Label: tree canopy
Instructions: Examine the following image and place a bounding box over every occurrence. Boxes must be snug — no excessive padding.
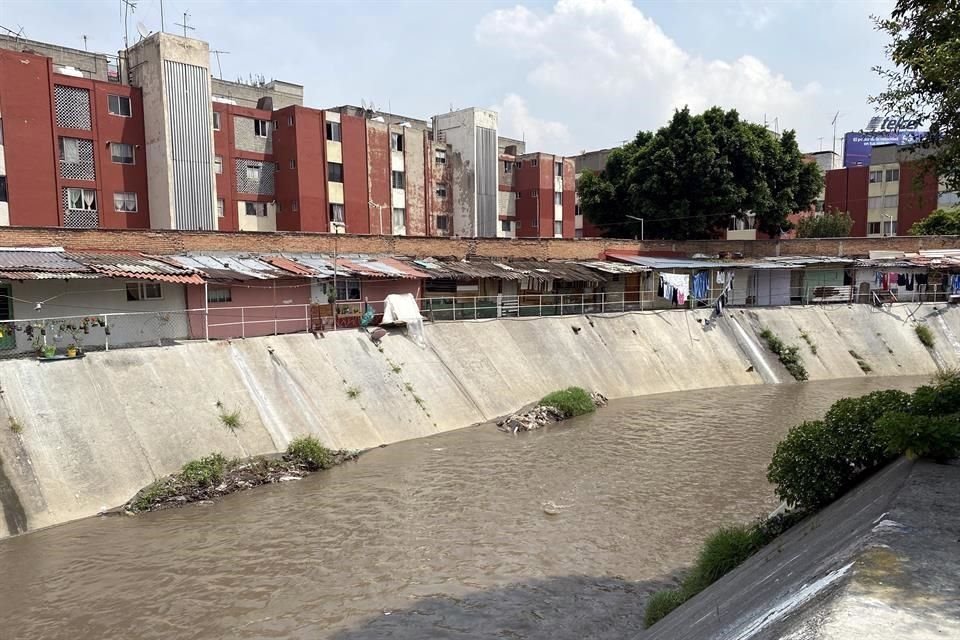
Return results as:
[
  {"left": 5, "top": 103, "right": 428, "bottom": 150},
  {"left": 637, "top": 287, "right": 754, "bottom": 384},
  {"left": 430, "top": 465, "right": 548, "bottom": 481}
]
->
[
  {"left": 795, "top": 211, "right": 855, "bottom": 238},
  {"left": 909, "top": 207, "right": 960, "bottom": 235},
  {"left": 873, "top": 0, "right": 960, "bottom": 191},
  {"left": 578, "top": 107, "right": 823, "bottom": 240}
]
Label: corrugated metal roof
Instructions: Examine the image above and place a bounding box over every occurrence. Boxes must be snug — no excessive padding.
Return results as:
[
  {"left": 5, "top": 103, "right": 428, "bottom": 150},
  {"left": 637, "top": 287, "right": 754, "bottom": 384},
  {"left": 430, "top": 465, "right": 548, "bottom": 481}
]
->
[
  {"left": 608, "top": 255, "right": 734, "bottom": 270},
  {"left": 72, "top": 252, "right": 205, "bottom": 284},
  {"left": 0, "top": 271, "right": 100, "bottom": 280},
  {"left": 261, "top": 256, "right": 317, "bottom": 277},
  {"left": 167, "top": 254, "right": 291, "bottom": 281},
  {"left": 578, "top": 260, "right": 651, "bottom": 274},
  {"left": 0, "top": 249, "right": 92, "bottom": 274}
]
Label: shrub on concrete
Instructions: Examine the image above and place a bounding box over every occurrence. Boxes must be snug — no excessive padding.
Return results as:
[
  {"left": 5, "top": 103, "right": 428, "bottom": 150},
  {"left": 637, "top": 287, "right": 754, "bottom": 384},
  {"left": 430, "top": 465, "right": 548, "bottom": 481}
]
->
[
  {"left": 644, "top": 588, "right": 687, "bottom": 628},
  {"left": 767, "top": 420, "right": 851, "bottom": 511},
  {"left": 915, "top": 324, "right": 935, "bottom": 348},
  {"left": 286, "top": 436, "right": 335, "bottom": 470},
  {"left": 822, "top": 390, "right": 912, "bottom": 468},
  {"left": 877, "top": 412, "right": 960, "bottom": 461},
  {"left": 683, "top": 525, "right": 760, "bottom": 594},
  {"left": 759, "top": 328, "right": 808, "bottom": 381},
  {"left": 540, "top": 387, "right": 595, "bottom": 418}
]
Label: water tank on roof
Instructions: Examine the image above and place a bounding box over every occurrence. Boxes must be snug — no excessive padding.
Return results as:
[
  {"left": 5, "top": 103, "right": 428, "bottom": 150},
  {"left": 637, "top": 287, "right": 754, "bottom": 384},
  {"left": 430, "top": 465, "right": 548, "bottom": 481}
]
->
[{"left": 256, "top": 96, "right": 273, "bottom": 111}]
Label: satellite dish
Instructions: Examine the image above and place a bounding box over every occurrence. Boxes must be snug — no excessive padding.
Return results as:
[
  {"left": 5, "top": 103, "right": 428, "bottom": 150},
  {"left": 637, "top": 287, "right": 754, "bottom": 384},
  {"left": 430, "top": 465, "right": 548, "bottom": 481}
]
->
[{"left": 136, "top": 22, "right": 151, "bottom": 40}]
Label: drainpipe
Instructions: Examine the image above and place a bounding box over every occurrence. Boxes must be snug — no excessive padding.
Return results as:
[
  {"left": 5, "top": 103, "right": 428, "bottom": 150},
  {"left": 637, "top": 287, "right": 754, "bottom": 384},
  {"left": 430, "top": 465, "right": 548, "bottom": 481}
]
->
[{"left": 203, "top": 282, "right": 209, "bottom": 340}]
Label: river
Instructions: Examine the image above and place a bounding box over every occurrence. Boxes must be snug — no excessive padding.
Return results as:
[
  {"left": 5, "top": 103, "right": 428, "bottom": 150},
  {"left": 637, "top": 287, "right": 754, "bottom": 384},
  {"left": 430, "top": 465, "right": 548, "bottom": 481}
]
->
[{"left": 0, "top": 377, "right": 925, "bottom": 640}]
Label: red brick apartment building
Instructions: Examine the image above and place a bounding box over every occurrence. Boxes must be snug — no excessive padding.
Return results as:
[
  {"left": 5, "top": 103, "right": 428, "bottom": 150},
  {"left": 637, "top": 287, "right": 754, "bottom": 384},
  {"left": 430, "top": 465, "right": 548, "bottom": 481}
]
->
[
  {"left": 824, "top": 144, "right": 953, "bottom": 237},
  {"left": 0, "top": 33, "right": 579, "bottom": 239}
]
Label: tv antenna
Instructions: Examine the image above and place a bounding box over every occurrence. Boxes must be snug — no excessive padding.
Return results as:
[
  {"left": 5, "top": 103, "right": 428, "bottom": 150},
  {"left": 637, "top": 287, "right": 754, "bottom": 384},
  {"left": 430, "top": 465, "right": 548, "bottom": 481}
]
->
[
  {"left": 82, "top": 34, "right": 88, "bottom": 50},
  {"left": 120, "top": 0, "right": 137, "bottom": 49},
  {"left": 0, "top": 24, "right": 25, "bottom": 40},
  {"left": 136, "top": 21, "right": 150, "bottom": 41},
  {"left": 210, "top": 49, "right": 229, "bottom": 79},
  {"left": 175, "top": 11, "right": 195, "bottom": 38}
]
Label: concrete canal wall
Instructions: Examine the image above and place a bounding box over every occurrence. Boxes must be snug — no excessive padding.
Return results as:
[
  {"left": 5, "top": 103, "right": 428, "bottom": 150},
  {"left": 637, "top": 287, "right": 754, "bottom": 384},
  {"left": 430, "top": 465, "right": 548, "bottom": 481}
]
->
[{"left": 0, "top": 303, "right": 958, "bottom": 537}]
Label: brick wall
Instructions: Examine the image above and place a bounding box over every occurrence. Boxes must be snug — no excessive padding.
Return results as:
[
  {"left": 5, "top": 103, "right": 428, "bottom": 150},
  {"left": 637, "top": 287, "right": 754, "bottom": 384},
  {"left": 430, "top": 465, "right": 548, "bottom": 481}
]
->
[{"left": 0, "top": 227, "right": 956, "bottom": 260}]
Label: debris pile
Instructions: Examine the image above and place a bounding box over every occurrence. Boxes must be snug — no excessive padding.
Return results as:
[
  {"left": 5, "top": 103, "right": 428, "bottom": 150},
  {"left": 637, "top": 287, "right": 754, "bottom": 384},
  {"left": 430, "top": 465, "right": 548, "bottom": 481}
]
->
[{"left": 497, "top": 392, "right": 608, "bottom": 434}]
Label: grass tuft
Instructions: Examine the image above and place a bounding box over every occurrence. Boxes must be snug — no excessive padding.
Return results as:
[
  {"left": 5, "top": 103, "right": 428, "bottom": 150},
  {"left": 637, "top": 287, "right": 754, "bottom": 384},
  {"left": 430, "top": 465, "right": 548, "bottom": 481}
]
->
[
  {"left": 8, "top": 417, "right": 23, "bottom": 434},
  {"left": 540, "top": 387, "right": 596, "bottom": 417},
  {"left": 759, "top": 328, "right": 808, "bottom": 381},
  {"left": 179, "top": 453, "right": 228, "bottom": 488},
  {"left": 346, "top": 386, "right": 361, "bottom": 399},
  {"left": 286, "top": 436, "right": 334, "bottom": 470},
  {"left": 644, "top": 589, "right": 687, "bottom": 628},
  {"left": 915, "top": 324, "right": 935, "bottom": 348}
]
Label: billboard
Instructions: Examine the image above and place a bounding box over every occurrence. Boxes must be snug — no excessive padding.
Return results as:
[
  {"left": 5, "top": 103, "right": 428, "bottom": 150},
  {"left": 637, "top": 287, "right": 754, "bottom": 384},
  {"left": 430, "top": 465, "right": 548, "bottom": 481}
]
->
[{"left": 843, "top": 131, "right": 926, "bottom": 168}]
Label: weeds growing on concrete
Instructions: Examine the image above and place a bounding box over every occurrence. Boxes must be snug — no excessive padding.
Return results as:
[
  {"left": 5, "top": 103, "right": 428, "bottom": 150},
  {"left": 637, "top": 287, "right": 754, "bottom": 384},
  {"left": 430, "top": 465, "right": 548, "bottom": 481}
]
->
[
  {"left": 540, "top": 387, "right": 596, "bottom": 417},
  {"left": 799, "top": 331, "right": 818, "bottom": 355},
  {"left": 219, "top": 409, "right": 243, "bottom": 432},
  {"left": 759, "top": 328, "right": 808, "bottom": 381},
  {"left": 8, "top": 417, "right": 23, "bottom": 434},
  {"left": 915, "top": 324, "right": 935, "bottom": 348},
  {"left": 286, "top": 436, "right": 334, "bottom": 470},
  {"left": 848, "top": 350, "right": 872, "bottom": 373},
  {"left": 346, "top": 386, "right": 361, "bottom": 399},
  {"left": 180, "top": 453, "right": 229, "bottom": 487}
]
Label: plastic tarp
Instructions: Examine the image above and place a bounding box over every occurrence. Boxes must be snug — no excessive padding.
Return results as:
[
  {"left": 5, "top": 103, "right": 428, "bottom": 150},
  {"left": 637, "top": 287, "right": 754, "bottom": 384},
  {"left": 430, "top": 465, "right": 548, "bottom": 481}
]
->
[{"left": 381, "top": 293, "right": 426, "bottom": 347}]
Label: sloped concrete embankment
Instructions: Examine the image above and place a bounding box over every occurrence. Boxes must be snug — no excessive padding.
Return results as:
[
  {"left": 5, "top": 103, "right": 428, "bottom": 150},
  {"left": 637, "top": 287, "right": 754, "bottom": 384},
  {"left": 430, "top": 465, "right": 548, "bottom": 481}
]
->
[
  {"left": 0, "top": 304, "right": 957, "bottom": 538},
  {"left": 644, "top": 458, "right": 960, "bottom": 640}
]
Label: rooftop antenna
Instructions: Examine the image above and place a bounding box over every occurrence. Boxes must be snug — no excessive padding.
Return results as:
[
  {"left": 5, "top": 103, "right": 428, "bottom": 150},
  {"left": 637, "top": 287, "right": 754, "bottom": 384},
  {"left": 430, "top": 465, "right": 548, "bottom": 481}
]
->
[
  {"left": 175, "top": 11, "right": 195, "bottom": 38},
  {"left": 210, "top": 49, "right": 229, "bottom": 79},
  {"left": 818, "top": 136, "right": 824, "bottom": 151},
  {"left": 120, "top": 0, "right": 137, "bottom": 49},
  {"left": 0, "top": 24, "right": 25, "bottom": 41},
  {"left": 831, "top": 110, "right": 841, "bottom": 155},
  {"left": 82, "top": 34, "right": 88, "bottom": 50},
  {"left": 160, "top": 0, "right": 165, "bottom": 32}
]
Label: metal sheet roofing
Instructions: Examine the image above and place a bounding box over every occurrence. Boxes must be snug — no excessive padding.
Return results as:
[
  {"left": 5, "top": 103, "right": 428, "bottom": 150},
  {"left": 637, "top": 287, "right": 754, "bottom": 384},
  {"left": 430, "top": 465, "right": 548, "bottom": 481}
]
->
[
  {"left": 72, "top": 253, "right": 205, "bottom": 284},
  {"left": 0, "top": 248, "right": 93, "bottom": 274},
  {"left": 401, "top": 258, "right": 606, "bottom": 283},
  {"left": 608, "top": 255, "right": 736, "bottom": 270},
  {"left": 167, "top": 254, "right": 291, "bottom": 281},
  {"left": 578, "top": 260, "right": 651, "bottom": 274}
]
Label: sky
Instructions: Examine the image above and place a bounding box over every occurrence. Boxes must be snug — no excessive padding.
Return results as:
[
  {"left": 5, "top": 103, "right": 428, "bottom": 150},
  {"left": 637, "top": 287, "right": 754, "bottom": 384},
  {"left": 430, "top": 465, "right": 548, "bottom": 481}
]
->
[{"left": 1, "top": 0, "right": 898, "bottom": 156}]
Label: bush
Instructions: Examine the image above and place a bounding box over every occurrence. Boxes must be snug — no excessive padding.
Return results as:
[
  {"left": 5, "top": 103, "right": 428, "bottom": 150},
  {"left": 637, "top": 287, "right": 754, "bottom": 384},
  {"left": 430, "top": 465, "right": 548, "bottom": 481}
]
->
[
  {"left": 179, "top": 453, "right": 228, "bottom": 487},
  {"left": 909, "top": 378, "right": 960, "bottom": 418},
  {"left": 644, "top": 588, "right": 686, "bottom": 628},
  {"left": 286, "top": 436, "right": 334, "bottom": 470},
  {"left": 131, "top": 480, "right": 177, "bottom": 512},
  {"left": 682, "top": 525, "right": 760, "bottom": 594},
  {"left": 759, "top": 328, "right": 808, "bottom": 381},
  {"left": 877, "top": 412, "right": 960, "bottom": 461},
  {"left": 767, "top": 420, "right": 850, "bottom": 511},
  {"left": 822, "top": 390, "right": 912, "bottom": 468},
  {"left": 915, "top": 324, "right": 935, "bottom": 348},
  {"left": 540, "top": 387, "right": 595, "bottom": 417}
]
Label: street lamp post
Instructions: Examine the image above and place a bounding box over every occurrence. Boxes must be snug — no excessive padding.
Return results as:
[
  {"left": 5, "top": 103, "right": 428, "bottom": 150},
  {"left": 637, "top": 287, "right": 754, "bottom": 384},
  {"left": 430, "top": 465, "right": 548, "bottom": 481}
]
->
[{"left": 625, "top": 214, "right": 645, "bottom": 241}]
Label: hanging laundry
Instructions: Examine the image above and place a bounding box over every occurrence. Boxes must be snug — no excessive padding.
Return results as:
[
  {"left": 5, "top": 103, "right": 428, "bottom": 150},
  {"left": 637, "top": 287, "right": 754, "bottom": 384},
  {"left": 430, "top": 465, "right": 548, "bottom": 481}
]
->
[
  {"left": 661, "top": 273, "right": 690, "bottom": 306},
  {"left": 915, "top": 273, "right": 928, "bottom": 286},
  {"left": 875, "top": 271, "right": 883, "bottom": 286},
  {"left": 716, "top": 271, "right": 726, "bottom": 285},
  {"left": 897, "top": 273, "right": 907, "bottom": 287},
  {"left": 692, "top": 270, "right": 710, "bottom": 301}
]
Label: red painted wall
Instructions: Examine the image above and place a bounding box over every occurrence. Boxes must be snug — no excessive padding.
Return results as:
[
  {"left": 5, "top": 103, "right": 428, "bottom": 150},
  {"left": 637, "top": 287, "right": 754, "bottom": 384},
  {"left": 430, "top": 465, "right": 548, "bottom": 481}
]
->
[
  {"left": 186, "top": 279, "right": 311, "bottom": 339},
  {"left": 562, "top": 159, "right": 576, "bottom": 238},
  {"left": 365, "top": 122, "right": 390, "bottom": 235},
  {"left": 341, "top": 114, "right": 369, "bottom": 234},
  {"left": 897, "top": 161, "right": 939, "bottom": 234},
  {"left": 360, "top": 278, "right": 423, "bottom": 315},
  {"left": 514, "top": 156, "right": 542, "bottom": 237},
  {"left": 287, "top": 107, "right": 327, "bottom": 232},
  {"left": 824, "top": 167, "right": 869, "bottom": 236},
  {"left": 212, "top": 105, "right": 235, "bottom": 230},
  {"left": 0, "top": 50, "right": 61, "bottom": 226}
]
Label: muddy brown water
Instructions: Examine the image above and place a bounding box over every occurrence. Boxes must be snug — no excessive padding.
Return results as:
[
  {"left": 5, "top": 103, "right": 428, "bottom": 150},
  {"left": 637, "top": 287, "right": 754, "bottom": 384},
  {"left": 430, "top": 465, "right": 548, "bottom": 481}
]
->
[{"left": 0, "top": 377, "right": 925, "bottom": 640}]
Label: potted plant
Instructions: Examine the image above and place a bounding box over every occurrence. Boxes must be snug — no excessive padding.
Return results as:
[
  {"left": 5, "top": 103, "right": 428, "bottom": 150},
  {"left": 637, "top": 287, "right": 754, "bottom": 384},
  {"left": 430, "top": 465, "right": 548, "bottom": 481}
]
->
[
  {"left": 65, "top": 323, "right": 85, "bottom": 357},
  {"left": 66, "top": 344, "right": 78, "bottom": 358},
  {"left": 42, "top": 344, "right": 56, "bottom": 358}
]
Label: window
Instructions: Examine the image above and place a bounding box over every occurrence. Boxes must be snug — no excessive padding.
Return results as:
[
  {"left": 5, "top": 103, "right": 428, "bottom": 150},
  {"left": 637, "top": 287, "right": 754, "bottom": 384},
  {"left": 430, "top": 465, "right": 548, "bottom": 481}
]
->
[
  {"left": 531, "top": 159, "right": 538, "bottom": 168},
  {"left": 515, "top": 191, "right": 521, "bottom": 199},
  {"left": 554, "top": 192, "right": 562, "bottom": 205},
  {"left": 214, "top": 155, "right": 223, "bottom": 174},
  {"left": 273, "top": 120, "right": 279, "bottom": 130},
  {"left": 107, "top": 94, "right": 131, "bottom": 117},
  {"left": 868, "top": 222, "right": 881, "bottom": 235},
  {"left": 329, "top": 203, "right": 345, "bottom": 223},
  {"left": 328, "top": 162, "right": 344, "bottom": 182},
  {"left": 245, "top": 202, "right": 267, "bottom": 217},
  {"left": 436, "top": 183, "right": 447, "bottom": 198},
  {"left": 436, "top": 215, "right": 449, "bottom": 231},
  {"left": 245, "top": 164, "right": 261, "bottom": 182},
  {"left": 254, "top": 119, "right": 270, "bottom": 137},
  {"left": 66, "top": 187, "right": 96, "bottom": 210},
  {"left": 60, "top": 137, "right": 80, "bottom": 163},
  {"left": 869, "top": 170, "right": 883, "bottom": 183},
  {"left": 0, "top": 117, "right": 4, "bottom": 145},
  {"left": 504, "top": 161, "right": 513, "bottom": 173},
  {"left": 287, "top": 115, "right": 294, "bottom": 127},
  {"left": 126, "top": 282, "right": 162, "bottom": 301},
  {"left": 207, "top": 287, "right": 232, "bottom": 303},
  {"left": 292, "top": 200, "right": 299, "bottom": 212},
  {"left": 939, "top": 191, "right": 960, "bottom": 207},
  {"left": 435, "top": 149, "right": 446, "bottom": 164},
  {"left": 217, "top": 198, "right": 224, "bottom": 218},
  {"left": 554, "top": 221, "right": 563, "bottom": 236},
  {"left": 391, "top": 132, "right": 404, "bottom": 152},
  {"left": 886, "top": 168, "right": 900, "bottom": 182},
  {"left": 0, "top": 176, "right": 7, "bottom": 203},
  {"left": 326, "top": 121, "right": 341, "bottom": 142},
  {"left": 212, "top": 112, "right": 221, "bottom": 130},
  {"left": 110, "top": 142, "right": 134, "bottom": 164},
  {"left": 531, "top": 215, "right": 538, "bottom": 228},
  {"left": 113, "top": 192, "right": 138, "bottom": 212},
  {"left": 884, "top": 220, "right": 898, "bottom": 235},
  {"left": 391, "top": 170, "right": 405, "bottom": 189},
  {"left": 276, "top": 201, "right": 282, "bottom": 214},
  {"left": 868, "top": 195, "right": 882, "bottom": 209},
  {"left": 555, "top": 161, "right": 563, "bottom": 177},
  {"left": 392, "top": 207, "right": 405, "bottom": 229},
  {"left": 336, "top": 278, "right": 361, "bottom": 302},
  {"left": 289, "top": 159, "right": 296, "bottom": 170},
  {"left": 883, "top": 194, "right": 899, "bottom": 209},
  {"left": 501, "top": 220, "right": 511, "bottom": 232},
  {"left": 531, "top": 190, "right": 538, "bottom": 198},
  {"left": 515, "top": 161, "right": 522, "bottom": 168}
]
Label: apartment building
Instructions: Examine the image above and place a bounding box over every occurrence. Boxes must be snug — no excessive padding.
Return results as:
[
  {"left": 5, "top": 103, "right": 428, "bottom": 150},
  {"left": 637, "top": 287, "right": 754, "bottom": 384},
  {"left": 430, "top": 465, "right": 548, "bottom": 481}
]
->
[
  {"left": 824, "top": 144, "right": 943, "bottom": 237},
  {"left": 0, "top": 32, "right": 576, "bottom": 239},
  {"left": 498, "top": 148, "right": 576, "bottom": 238}
]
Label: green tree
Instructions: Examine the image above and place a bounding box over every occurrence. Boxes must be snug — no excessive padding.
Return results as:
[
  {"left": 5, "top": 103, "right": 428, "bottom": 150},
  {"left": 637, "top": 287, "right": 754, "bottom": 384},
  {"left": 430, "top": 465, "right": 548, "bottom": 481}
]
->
[
  {"left": 909, "top": 207, "right": 960, "bottom": 235},
  {"left": 578, "top": 107, "right": 822, "bottom": 240},
  {"left": 795, "top": 210, "right": 855, "bottom": 238},
  {"left": 873, "top": 1, "right": 960, "bottom": 192}
]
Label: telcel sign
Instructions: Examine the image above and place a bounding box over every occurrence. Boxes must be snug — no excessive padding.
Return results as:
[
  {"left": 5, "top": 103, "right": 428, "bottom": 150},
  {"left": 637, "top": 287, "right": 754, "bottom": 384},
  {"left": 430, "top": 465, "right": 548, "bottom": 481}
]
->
[{"left": 843, "top": 115, "right": 926, "bottom": 168}]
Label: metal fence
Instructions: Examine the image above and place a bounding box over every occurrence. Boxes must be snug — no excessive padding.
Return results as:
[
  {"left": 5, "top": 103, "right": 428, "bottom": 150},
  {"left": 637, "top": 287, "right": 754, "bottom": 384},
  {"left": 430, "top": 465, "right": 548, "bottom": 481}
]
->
[{"left": 0, "top": 284, "right": 954, "bottom": 359}]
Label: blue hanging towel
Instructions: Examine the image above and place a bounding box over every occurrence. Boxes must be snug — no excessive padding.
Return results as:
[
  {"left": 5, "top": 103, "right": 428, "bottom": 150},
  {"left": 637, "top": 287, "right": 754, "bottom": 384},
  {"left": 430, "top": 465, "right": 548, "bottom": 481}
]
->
[{"left": 692, "top": 270, "right": 710, "bottom": 300}]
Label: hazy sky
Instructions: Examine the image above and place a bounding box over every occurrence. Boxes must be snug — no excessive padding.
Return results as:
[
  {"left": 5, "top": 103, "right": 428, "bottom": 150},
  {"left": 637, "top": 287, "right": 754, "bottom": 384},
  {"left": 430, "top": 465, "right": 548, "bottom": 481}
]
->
[{"left": 1, "top": 0, "right": 897, "bottom": 155}]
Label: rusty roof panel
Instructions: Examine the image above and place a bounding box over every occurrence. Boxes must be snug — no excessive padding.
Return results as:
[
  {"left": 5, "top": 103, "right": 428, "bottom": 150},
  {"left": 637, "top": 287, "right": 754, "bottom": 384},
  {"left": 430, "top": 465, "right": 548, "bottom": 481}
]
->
[{"left": 0, "top": 248, "right": 92, "bottom": 273}]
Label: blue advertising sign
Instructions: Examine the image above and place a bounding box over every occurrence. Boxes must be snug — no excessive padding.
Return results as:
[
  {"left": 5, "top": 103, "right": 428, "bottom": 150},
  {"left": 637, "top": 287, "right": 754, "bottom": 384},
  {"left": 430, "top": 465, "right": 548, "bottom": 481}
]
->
[{"left": 843, "top": 131, "right": 926, "bottom": 167}]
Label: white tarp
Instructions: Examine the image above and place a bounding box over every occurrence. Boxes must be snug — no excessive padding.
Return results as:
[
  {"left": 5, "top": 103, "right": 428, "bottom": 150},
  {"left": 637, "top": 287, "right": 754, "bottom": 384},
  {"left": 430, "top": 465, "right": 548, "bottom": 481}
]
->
[{"left": 381, "top": 293, "right": 426, "bottom": 347}]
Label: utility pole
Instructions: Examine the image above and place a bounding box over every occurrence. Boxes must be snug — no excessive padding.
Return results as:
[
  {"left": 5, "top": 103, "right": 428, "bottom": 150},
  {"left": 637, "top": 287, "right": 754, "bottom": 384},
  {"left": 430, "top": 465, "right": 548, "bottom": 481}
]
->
[
  {"left": 175, "top": 11, "right": 195, "bottom": 38},
  {"left": 160, "top": 0, "right": 165, "bottom": 32}
]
